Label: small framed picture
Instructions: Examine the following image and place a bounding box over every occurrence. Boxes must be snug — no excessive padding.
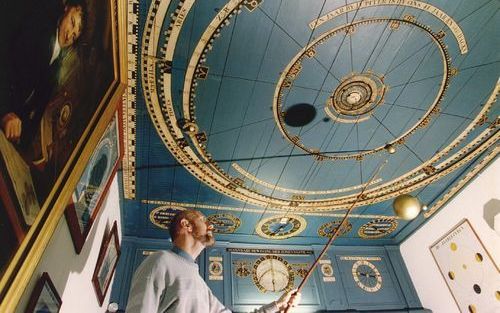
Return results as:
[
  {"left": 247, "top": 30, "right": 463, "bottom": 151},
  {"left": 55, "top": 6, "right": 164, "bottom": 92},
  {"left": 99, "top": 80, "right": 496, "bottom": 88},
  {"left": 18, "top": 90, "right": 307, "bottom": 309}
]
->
[
  {"left": 25, "top": 272, "right": 62, "bottom": 313},
  {"left": 92, "top": 221, "right": 120, "bottom": 305},
  {"left": 65, "top": 111, "right": 122, "bottom": 254}
]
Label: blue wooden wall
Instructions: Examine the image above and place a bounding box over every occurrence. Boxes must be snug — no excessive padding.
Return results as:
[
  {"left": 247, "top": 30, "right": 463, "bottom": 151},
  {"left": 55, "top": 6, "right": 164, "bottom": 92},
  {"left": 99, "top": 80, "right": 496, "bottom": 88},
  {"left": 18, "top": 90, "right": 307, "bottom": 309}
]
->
[{"left": 110, "top": 237, "right": 428, "bottom": 312}]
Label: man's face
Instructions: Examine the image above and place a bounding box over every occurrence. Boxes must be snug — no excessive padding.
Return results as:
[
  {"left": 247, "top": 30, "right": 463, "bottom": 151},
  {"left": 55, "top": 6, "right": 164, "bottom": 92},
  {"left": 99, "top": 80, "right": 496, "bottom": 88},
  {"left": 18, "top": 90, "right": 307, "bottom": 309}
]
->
[
  {"left": 190, "top": 213, "right": 215, "bottom": 247},
  {"left": 58, "top": 6, "right": 83, "bottom": 48}
]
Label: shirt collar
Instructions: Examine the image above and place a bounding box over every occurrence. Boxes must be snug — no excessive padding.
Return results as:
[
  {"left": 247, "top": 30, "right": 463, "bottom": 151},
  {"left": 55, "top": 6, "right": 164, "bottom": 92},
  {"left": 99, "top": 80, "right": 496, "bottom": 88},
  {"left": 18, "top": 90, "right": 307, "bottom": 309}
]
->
[
  {"left": 50, "top": 28, "right": 62, "bottom": 65},
  {"left": 171, "top": 246, "right": 195, "bottom": 263}
]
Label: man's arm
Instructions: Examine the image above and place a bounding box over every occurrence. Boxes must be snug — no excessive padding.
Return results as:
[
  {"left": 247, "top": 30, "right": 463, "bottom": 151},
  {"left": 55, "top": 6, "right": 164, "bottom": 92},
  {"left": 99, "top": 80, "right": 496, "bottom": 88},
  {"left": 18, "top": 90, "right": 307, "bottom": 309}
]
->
[{"left": 126, "top": 252, "right": 167, "bottom": 313}]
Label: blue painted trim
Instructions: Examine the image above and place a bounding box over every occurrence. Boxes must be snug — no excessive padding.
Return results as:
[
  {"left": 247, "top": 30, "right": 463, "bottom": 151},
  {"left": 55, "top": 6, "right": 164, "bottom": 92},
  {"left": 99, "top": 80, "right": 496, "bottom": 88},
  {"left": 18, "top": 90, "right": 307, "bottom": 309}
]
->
[{"left": 385, "top": 246, "right": 422, "bottom": 308}]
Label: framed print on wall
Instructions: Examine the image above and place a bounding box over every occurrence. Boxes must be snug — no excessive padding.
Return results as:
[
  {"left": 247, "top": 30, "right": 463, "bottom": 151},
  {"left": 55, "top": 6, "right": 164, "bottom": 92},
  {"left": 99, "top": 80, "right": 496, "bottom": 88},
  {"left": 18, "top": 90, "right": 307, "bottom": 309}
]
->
[
  {"left": 430, "top": 219, "right": 500, "bottom": 313},
  {"left": 25, "top": 272, "right": 62, "bottom": 313},
  {"left": 65, "top": 111, "right": 122, "bottom": 254},
  {"left": 0, "top": 0, "right": 127, "bottom": 309},
  {"left": 92, "top": 221, "right": 120, "bottom": 305}
]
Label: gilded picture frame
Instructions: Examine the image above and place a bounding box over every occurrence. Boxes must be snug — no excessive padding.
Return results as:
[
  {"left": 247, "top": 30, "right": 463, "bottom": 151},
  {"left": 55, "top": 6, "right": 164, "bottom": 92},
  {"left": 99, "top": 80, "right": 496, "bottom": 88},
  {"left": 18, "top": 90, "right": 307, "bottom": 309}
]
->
[
  {"left": 0, "top": 0, "right": 127, "bottom": 309},
  {"left": 92, "top": 221, "right": 120, "bottom": 305},
  {"left": 65, "top": 109, "right": 123, "bottom": 254}
]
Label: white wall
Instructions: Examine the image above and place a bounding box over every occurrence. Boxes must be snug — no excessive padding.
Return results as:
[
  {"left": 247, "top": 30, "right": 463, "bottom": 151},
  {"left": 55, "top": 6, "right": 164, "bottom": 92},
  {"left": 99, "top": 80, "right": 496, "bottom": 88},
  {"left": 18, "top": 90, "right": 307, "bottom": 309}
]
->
[
  {"left": 15, "top": 176, "right": 122, "bottom": 313},
  {"left": 400, "top": 158, "right": 500, "bottom": 313}
]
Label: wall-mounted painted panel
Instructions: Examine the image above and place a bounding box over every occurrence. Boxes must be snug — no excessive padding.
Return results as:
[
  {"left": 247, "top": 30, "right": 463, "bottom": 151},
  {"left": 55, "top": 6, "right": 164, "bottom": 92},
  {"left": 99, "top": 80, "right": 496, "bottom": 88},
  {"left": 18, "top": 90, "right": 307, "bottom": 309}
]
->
[
  {"left": 111, "top": 240, "right": 425, "bottom": 312},
  {"left": 227, "top": 248, "right": 323, "bottom": 312}
]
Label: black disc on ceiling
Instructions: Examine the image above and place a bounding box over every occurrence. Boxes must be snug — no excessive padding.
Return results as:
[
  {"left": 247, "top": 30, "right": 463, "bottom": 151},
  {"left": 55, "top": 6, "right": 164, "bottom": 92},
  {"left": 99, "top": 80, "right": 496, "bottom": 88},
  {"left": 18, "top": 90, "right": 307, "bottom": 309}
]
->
[{"left": 283, "top": 103, "right": 316, "bottom": 127}]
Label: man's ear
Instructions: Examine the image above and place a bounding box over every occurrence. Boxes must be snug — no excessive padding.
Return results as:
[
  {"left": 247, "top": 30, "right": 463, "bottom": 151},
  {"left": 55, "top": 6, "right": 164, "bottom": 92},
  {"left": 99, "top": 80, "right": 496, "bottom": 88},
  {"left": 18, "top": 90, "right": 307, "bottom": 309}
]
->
[{"left": 180, "top": 218, "right": 192, "bottom": 231}]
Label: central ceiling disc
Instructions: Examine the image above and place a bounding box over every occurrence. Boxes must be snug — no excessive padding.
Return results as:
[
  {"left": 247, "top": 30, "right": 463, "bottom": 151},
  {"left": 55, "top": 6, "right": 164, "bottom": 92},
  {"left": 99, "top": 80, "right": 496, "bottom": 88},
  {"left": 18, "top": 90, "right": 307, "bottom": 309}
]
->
[{"left": 284, "top": 103, "right": 316, "bottom": 127}]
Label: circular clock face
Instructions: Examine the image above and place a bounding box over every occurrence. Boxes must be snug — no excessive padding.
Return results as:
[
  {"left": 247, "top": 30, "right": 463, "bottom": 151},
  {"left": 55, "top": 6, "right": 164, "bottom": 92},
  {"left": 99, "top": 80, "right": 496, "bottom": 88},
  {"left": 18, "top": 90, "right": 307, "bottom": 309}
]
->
[
  {"left": 351, "top": 260, "right": 382, "bottom": 292},
  {"left": 252, "top": 255, "right": 294, "bottom": 293},
  {"left": 358, "top": 218, "right": 398, "bottom": 239},
  {"left": 256, "top": 214, "right": 306, "bottom": 239},
  {"left": 318, "top": 220, "right": 352, "bottom": 238},
  {"left": 207, "top": 213, "right": 241, "bottom": 233}
]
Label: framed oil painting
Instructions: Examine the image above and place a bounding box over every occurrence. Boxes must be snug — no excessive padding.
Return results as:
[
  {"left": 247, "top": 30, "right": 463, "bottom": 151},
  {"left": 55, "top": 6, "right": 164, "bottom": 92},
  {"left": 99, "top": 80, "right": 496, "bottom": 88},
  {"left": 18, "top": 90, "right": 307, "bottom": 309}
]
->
[
  {"left": 0, "top": 0, "right": 126, "bottom": 309},
  {"left": 92, "top": 221, "right": 120, "bottom": 305},
  {"left": 430, "top": 219, "right": 500, "bottom": 313},
  {"left": 25, "top": 272, "right": 62, "bottom": 313},
  {"left": 65, "top": 111, "right": 122, "bottom": 254}
]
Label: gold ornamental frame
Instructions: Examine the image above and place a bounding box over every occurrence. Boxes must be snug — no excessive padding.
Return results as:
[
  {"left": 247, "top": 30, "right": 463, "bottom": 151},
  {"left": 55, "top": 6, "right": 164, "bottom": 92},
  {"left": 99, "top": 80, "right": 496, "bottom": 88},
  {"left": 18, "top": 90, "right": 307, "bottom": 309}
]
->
[{"left": 0, "top": 0, "right": 127, "bottom": 310}]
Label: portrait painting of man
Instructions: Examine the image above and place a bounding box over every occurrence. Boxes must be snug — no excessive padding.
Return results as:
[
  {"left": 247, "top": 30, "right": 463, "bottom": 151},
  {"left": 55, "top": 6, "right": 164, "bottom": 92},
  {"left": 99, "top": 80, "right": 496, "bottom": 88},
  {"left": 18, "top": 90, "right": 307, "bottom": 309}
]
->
[{"left": 0, "top": 0, "right": 118, "bottom": 279}]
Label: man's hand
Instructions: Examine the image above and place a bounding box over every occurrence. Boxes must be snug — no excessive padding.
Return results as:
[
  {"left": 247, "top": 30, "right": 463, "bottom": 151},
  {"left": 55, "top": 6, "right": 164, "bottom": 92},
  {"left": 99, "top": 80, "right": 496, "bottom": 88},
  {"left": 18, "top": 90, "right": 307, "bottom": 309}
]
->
[
  {"left": 1, "top": 113, "right": 22, "bottom": 142},
  {"left": 276, "top": 289, "right": 301, "bottom": 312}
]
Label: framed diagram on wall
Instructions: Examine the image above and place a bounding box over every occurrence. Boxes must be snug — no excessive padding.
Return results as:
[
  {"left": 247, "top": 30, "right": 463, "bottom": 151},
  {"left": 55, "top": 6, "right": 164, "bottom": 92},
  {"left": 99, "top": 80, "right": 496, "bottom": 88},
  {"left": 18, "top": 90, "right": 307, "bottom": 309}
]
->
[
  {"left": 92, "top": 221, "right": 121, "bottom": 305},
  {"left": 430, "top": 219, "right": 500, "bottom": 313}
]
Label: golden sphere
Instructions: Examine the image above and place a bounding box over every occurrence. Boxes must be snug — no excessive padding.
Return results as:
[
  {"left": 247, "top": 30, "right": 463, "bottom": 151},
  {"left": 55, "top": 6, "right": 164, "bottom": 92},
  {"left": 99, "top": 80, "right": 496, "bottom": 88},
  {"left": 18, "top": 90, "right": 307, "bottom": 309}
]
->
[
  {"left": 384, "top": 143, "right": 396, "bottom": 154},
  {"left": 393, "top": 194, "right": 421, "bottom": 220}
]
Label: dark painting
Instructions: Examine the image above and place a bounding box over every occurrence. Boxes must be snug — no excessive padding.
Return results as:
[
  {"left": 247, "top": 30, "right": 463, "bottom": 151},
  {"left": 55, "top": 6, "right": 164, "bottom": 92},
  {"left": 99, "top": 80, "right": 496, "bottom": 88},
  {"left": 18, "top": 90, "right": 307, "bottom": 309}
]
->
[{"left": 0, "top": 0, "right": 122, "bottom": 302}]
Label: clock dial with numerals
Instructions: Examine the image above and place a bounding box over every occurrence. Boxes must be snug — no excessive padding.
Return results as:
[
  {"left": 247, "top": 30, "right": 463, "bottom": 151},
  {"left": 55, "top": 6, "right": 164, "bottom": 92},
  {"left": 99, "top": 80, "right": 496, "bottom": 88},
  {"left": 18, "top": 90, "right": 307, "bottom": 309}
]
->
[
  {"left": 252, "top": 255, "right": 294, "bottom": 293},
  {"left": 358, "top": 218, "right": 398, "bottom": 239},
  {"left": 207, "top": 213, "right": 241, "bottom": 233},
  {"left": 351, "top": 260, "right": 382, "bottom": 292},
  {"left": 256, "top": 215, "right": 306, "bottom": 239}
]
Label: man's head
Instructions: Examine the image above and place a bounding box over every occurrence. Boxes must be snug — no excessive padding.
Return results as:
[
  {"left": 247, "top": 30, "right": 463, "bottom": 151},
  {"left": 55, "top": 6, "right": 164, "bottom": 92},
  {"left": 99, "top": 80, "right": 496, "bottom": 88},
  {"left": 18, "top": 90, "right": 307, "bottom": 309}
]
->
[
  {"left": 58, "top": 0, "right": 86, "bottom": 48},
  {"left": 169, "top": 210, "right": 215, "bottom": 247}
]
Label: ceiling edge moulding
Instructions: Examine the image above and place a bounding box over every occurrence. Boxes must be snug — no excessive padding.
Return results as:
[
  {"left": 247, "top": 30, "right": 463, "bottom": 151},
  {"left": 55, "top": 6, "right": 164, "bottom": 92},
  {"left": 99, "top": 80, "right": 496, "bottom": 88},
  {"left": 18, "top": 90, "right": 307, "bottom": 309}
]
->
[
  {"left": 122, "top": 0, "right": 139, "bottom": 199},
  {"left": 140, "top": 201, "right": 399, "bottom": 220},
  {"left": 137, "top": 0, "right": 499, "bottom": 212},
  {"left": 424, "top": 145, "right": 499, "bottom": 218},
  {"left": 422, "top": 81, "right": 499, "bottom": 217}
]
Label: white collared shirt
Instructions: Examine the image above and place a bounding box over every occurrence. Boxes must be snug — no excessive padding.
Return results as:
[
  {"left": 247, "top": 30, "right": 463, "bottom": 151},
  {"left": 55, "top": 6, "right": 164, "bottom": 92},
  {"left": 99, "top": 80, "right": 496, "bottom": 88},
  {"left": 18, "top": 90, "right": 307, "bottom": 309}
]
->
[{"left": 49, "top": 28, "right": 61, "bottom": 65}]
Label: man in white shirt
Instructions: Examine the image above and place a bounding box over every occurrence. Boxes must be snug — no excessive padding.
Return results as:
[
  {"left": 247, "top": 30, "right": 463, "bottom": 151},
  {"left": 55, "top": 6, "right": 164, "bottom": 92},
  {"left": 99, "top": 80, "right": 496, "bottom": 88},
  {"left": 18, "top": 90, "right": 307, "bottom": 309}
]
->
[{"left": 127, "top": 209, "right": 301, "bottom": 313}]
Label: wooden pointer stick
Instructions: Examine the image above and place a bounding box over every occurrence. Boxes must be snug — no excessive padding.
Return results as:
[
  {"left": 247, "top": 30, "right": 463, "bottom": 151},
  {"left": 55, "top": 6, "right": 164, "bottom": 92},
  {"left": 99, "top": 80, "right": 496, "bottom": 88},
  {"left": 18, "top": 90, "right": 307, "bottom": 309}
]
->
[{"left": 283, "top": 160, "right": 387, "bottom": 312}]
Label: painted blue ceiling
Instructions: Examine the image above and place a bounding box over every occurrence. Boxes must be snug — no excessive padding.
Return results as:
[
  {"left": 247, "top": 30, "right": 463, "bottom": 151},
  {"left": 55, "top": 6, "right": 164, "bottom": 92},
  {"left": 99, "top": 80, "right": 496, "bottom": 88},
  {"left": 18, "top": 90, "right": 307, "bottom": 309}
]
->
[{"left": 121, "top": 0, "right": 499, "bottom": 245}]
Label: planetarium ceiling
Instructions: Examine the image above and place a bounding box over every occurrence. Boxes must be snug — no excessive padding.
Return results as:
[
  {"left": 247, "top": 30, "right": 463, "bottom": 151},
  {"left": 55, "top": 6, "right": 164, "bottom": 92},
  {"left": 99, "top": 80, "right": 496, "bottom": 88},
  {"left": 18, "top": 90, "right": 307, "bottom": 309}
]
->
[{"left": 121, "top": 0, "right": 499, "bottom": 245}]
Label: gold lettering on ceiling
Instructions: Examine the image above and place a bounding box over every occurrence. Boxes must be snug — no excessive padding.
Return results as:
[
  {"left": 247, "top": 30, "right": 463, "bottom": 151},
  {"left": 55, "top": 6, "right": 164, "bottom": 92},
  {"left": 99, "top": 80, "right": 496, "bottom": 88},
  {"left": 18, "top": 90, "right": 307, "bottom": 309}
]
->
[
  {"left": 308, "top": 0, "right": 468, "bottom": 54},
  {"left": 174, "top": 8, "right": 188, "bottom": 28}
]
